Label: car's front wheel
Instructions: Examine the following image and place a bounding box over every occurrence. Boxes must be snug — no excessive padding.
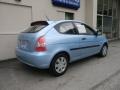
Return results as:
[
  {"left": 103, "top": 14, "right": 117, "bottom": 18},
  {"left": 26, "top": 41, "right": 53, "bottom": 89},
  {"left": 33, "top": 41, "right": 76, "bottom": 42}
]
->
[
  {"left": 49, "top": 53, "right": 69, "bottom": 76},
  {"left": 99, "top": 44, "right": 108, "bottom": 57}
]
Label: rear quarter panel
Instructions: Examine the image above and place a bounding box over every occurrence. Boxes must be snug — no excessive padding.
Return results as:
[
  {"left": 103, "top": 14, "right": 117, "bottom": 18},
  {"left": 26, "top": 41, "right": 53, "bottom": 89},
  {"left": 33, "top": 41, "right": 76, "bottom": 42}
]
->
[{"left": 45, "top": 28, "right": 81, "bottom": 62}]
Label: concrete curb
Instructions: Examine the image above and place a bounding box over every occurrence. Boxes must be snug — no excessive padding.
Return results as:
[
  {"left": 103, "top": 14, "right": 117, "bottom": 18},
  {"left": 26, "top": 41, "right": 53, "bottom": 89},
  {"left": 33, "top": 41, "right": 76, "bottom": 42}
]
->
[{"left": 0, "top": 58, "right": 17, "bottom": 63}]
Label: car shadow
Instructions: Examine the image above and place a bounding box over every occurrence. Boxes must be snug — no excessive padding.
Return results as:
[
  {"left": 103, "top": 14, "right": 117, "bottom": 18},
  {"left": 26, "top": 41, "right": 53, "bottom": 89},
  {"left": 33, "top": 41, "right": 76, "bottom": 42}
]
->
[
  {"left": 20, "top": 63, "right": 50, "bottom": 77},
  {"left": 17, "top": 55, "right": 102, "bottom": 78},
  {"left": 68, "top": 55, "right": 101, "bottom": 68}
]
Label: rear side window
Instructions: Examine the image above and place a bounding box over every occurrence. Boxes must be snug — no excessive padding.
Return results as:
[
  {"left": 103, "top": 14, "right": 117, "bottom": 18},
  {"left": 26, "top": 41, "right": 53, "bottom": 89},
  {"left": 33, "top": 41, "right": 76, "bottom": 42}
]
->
[
  {"left": 23, "top": 21, "right": 48, "bottom": 33},
  {"left": 55, "top": 22, "right": 78, "bottom": 35}
]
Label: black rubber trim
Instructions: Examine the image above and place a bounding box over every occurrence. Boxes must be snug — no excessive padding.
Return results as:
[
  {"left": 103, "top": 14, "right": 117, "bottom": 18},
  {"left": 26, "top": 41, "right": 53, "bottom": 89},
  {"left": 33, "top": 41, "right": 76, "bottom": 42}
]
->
[{"left": 70, "top": 45, "right": 100, "bottom": 51}]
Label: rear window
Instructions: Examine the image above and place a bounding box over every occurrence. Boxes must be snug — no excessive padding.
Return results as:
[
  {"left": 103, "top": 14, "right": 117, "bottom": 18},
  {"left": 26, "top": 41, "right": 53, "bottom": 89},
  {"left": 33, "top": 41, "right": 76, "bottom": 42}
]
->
[
  {"left": 23, "top": 25, "right": 47, "bottom": 33},
  {"left": 23, "top": 21, "right": 49, "bottom": 33}
]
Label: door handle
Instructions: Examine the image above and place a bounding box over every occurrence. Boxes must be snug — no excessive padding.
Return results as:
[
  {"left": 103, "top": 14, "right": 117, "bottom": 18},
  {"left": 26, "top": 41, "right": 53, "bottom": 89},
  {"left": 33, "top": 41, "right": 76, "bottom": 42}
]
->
[{"left": 81, "top": 38, "right": 86, "bottom": 40}]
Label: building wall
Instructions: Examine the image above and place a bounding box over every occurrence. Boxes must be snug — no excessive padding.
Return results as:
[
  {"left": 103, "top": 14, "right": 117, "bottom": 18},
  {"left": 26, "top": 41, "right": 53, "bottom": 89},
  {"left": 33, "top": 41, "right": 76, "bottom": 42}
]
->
[
  {"left": 86, "top": 0, "right": 97, "bottom": 29},
  {"left": 0, "top": 0, "right": 97, "bottom": 61}
]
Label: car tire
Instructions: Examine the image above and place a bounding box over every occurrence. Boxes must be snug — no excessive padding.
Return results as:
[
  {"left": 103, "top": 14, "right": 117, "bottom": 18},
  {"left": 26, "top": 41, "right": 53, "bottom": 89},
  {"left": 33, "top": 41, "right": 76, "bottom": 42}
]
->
[
  {"left": 49, "top": 53, "right": 69, "bottom": 76},
  {"left": 98, "top": 44, "right": 108, "bottom": 57}
]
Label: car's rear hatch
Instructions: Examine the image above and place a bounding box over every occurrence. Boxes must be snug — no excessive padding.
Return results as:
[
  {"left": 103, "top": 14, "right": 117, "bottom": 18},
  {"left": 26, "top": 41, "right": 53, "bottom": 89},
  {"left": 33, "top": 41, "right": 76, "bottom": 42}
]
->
[{"left": 17, "top": 21, "right": 51, "bottom": 52}]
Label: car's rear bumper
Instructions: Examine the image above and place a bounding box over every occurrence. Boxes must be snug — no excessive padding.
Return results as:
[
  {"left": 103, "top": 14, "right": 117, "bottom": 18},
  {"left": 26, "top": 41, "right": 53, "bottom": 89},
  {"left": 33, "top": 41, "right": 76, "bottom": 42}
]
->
[{"left": 16, "top": 48, "right": 51, "bottom": 69}]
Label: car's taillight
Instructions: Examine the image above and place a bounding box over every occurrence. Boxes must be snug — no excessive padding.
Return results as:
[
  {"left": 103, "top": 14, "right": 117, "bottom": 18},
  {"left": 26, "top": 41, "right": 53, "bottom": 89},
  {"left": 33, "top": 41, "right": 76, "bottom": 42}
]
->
[{"left": 35, "top": 36, "right": 46, "bottom": 52}]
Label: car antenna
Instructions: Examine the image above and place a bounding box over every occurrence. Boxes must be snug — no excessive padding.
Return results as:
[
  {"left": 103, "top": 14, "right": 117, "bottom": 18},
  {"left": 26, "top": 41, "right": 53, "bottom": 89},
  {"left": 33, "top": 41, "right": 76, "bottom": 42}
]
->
[{"left": 45, "top": 15, "right": 50, "bottom": 21}]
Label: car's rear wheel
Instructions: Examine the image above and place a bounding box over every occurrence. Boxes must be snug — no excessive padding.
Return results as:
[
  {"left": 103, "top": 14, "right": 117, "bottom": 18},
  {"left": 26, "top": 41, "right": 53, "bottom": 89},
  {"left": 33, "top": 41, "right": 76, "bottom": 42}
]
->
[
  {"left": 49, "top": 53, "right": 69, "bottom": 76},
  {"left": 99, "top": 44, "right": 108, "bottom": 57}
]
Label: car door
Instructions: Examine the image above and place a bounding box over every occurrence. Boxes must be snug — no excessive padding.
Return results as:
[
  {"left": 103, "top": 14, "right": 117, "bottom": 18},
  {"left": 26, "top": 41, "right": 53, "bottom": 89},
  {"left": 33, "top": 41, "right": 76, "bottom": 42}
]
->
[
  {"left": 74, "top": 22, "right": 100, "bottom": 58},
  {"left": 54, "top": 21, "right": 82, "bottom": 61}
]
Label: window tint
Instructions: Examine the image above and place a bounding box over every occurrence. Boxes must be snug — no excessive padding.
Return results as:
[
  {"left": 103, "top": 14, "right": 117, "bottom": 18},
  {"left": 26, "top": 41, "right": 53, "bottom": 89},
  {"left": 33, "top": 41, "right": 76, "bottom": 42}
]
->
[
  {"left": 55, "top": 22, "right": 78, "bottom": 35},
  {"left": 75, "top": 23, "right": 94, "bottom": 35}
]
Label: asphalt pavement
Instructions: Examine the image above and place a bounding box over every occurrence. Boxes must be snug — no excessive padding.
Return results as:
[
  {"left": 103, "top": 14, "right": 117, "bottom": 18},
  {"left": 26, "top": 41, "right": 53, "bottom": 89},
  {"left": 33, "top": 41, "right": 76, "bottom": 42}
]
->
[{"left": 0, "top": 40, "right": 120, "bottom": 90}]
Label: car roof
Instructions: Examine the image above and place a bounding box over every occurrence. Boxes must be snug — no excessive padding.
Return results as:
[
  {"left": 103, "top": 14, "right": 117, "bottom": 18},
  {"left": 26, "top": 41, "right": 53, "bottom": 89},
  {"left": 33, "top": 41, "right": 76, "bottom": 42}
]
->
[
  {"left": 47, "top": 20, "right": 83, "bottom": 24},
  {"left": 31, "top": 20, "right": 86, "bottom": 26}
]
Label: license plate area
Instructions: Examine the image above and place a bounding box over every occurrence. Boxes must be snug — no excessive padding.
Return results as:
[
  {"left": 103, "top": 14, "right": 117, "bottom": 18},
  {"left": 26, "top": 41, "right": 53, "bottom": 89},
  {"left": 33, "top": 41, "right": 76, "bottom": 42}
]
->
[{"left": 19, "top": 40, "right": 28, "bottom": 50}]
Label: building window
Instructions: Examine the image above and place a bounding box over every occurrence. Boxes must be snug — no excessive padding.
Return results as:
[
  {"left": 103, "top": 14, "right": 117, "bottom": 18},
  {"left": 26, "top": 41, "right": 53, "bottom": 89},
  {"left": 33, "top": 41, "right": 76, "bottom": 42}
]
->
[
  {"left": 97, "top": 0, "right": 119, "bottom": 39},
  {"left": 97, "top": 0, "right": 103, "bottom": 15},
  {"left": 65, "top": 12, "right": 74, "bottom": 20}
]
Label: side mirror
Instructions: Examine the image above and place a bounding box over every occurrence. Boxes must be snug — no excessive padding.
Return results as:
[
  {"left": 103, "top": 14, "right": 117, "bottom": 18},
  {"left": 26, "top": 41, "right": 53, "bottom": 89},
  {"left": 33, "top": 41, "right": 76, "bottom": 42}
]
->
[
  {"left": 97, "top": 30, "right": 102, "bottom": 35},
  {"left": 95, "top": 28, "right": 102, "bottom": 36}
]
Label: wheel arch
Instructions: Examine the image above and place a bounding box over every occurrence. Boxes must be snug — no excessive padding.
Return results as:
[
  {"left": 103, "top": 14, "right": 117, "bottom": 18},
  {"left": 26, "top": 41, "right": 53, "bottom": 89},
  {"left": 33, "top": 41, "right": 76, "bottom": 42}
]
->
[
  {"left": 50, "top": 51, "right": 71, "bottom": 65},
  {"left": 103, "top": 42, "right": 108, "bottom": 48},
  {"left": 54, "top": 51, "right": 70, "bottom": 61}
]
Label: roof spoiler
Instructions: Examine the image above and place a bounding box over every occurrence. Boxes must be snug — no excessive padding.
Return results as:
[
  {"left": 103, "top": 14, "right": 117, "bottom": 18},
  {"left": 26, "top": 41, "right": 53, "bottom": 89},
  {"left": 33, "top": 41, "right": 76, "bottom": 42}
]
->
[{"left": 31, "top": 21, "right": 49, "bottom": 26}]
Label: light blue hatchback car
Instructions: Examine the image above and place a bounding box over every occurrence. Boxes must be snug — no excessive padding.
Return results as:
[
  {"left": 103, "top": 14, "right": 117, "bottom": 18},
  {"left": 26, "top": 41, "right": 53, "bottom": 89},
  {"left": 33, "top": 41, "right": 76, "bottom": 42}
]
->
[{"left": 16, "top": 20, "right": 108, "bottom": 76}]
